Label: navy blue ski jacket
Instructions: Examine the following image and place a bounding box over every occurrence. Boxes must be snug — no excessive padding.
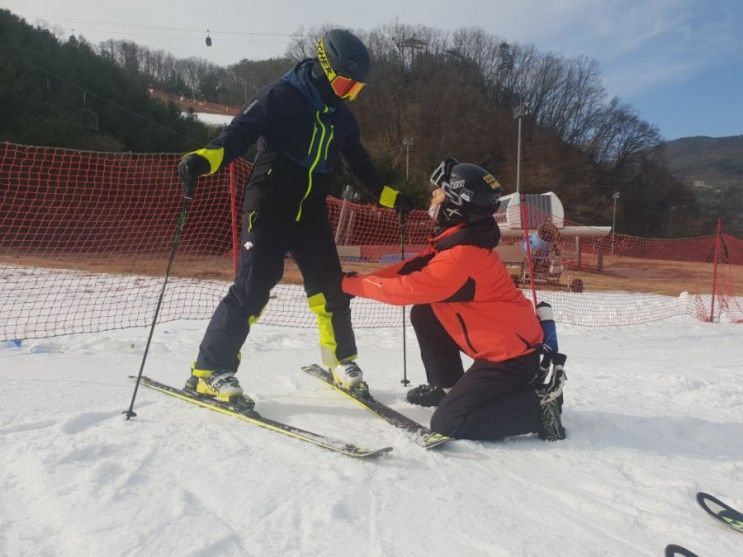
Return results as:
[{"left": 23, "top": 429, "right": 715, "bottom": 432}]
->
[{"left": 192, "top": 59, "right": 395, "bottom": 222}]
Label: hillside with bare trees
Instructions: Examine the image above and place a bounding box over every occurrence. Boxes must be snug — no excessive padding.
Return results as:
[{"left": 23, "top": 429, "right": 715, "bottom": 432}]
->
[
  {"left": 660, "top": 135, "right": 743, "bottom": 235},
  {"left": 1, "top": 11, "right": 709, "bottom": 237}
]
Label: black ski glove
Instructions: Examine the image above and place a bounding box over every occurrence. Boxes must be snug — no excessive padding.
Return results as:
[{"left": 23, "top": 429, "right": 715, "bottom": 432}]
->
[
  {"left": 394, "top": 192, "right": 414, "bottom": 218},
  {"left": 341, "top": 271, "right": 358, "bottom": 300},
  {"left": 178, "top": 153, "right": 211, "bottom": 199}
]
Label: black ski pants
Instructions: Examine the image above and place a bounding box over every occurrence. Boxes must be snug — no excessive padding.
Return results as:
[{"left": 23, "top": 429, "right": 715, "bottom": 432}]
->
[
  {"left": 195, "top": 211, "right": 356, "bottom": 373},
  {"left": 410, "top": 303, "right": 542, "bottom": 441}
]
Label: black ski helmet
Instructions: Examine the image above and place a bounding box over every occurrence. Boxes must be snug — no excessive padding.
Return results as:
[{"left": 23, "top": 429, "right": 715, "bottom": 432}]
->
[
  {"left": 429, "top": 158, "right": 502, "bottom": 228},
  {"left": 316, "top": 29, "right": 371, "bottom": 83}
]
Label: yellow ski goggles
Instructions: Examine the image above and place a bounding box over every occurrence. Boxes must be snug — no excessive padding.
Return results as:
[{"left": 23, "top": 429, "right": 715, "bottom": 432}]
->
[{"left": 317, "top": 38, "right": 366, "bottom": 101}]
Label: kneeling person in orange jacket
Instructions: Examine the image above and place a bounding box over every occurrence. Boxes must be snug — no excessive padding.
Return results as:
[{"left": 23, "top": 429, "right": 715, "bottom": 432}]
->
[{"left": 342, "top": 159, "right": 566, "bottom": 441}]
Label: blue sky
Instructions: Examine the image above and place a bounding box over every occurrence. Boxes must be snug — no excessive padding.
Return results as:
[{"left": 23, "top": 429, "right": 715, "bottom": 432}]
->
[{"left": 4, "top": 0, "right": 742, "bottom": 140}]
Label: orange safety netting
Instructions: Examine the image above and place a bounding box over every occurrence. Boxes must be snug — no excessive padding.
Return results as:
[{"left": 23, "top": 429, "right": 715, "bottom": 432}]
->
[{"left": 1, "top": 142, "right": 741, "bottom": 342}]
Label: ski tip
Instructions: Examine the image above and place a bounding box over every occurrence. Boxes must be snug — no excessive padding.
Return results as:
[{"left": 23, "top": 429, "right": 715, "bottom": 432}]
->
[
  {"left": 696, "top": 491, "right": 723, "bottom": 510},
  {"left": 664, "top": 544, "right": 700, "bottom": 557},
  {"left": 696, "top": 491, "right": 743, "bottom": 533}
]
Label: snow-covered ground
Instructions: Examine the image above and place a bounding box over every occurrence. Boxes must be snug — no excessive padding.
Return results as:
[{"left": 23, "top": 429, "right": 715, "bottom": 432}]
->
[{"left": 1, "top": 312, "right": 741, "bottom": 556}]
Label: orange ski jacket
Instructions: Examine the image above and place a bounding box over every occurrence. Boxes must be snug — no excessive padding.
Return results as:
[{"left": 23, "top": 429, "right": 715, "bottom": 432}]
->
[{"left": 343, "top": 218, "right": 543, "bottom": 363}]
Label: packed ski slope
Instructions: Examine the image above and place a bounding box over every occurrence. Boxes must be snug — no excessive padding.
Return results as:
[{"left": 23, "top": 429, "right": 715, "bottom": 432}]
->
[{"left": 1, "top": 310, "right": 741, "bottom": 556}]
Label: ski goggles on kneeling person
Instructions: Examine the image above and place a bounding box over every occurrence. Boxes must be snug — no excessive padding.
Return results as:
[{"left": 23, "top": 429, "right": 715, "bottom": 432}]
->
[{"left": 429, "top": 157, "right": 459, "bottom": 188}]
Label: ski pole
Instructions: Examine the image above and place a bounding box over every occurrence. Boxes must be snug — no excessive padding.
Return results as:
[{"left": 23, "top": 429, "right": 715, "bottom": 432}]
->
[
  {"left": 124, "top": 196, "right": 192, "bottom": 419},
  {"left": 398, "top": 208, "right": 410, "bottom": 386}
]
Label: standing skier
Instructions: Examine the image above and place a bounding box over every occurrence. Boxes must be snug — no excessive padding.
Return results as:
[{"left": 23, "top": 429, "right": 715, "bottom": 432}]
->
[
  {"left": 177, "top": 29, "right": 412, "bottom": 407},
  {"left": 524, "top": 220, "right": 562, "bottom": 278},
  {"left": 342, "top": 159, "right": 566, "bottom": 441}
]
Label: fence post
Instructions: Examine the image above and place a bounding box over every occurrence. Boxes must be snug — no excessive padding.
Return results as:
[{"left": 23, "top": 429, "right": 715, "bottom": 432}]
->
[
  {"left": 520, "top": 194, "right": 538, "bottom": 309},
  {"left": 343, "top": 209, "right": 356, "bottom": 245},
  {"left": 229, "top": 162, "right": 239, "bottom": 276},
  {"left": 709, "top": 218, "right": 722, "bottom": 322},
  {"left": 334, "top": 190, "right": 349, "bottom": 245}
]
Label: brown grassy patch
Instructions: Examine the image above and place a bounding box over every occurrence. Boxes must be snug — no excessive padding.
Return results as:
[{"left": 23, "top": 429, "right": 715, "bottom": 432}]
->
[{"left": 1, "top": 252, "right": 739, "bottom": 296}]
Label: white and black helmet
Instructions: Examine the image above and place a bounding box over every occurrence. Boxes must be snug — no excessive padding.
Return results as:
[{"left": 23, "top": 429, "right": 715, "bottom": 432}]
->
[{"left": 430, "top": 158, "right": 502, "bottom": 228}]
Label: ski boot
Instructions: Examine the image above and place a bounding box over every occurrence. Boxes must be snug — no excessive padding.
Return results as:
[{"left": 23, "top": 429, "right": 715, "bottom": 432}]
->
[
  {"left": 534, "top": 353, "right": 567, "bottom": 409},
  {"left": 185, "top": 366, "right": 254, "bottom": 411},
  {"left": 406, "top": 384, "right": 447, "bottom": 407},
  {"left": 538, "top": 398, "right": 566, "bottom": 441},
  {"left": 331, "top": 361, "right": 370, "bottom": 398},
  {"left": 530, "top": 352, "right": 553, "bottom": 387},
  {"left": 536, "top": 353, "right": 567, "bottom": 441}
]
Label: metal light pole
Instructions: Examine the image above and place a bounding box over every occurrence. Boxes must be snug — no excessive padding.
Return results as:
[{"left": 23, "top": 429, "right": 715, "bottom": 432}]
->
[
  {"left": 611, "top": 191, "right": 621, "bottom": 254},
  {"left": 513, "top": 102, "right": 527, "bottom": 194},
  {"left": 393, "top": 36, "right": 427, "bottom": 69},
  {"left": 403, "top": 137, "right": 414, "bottom": 182}
]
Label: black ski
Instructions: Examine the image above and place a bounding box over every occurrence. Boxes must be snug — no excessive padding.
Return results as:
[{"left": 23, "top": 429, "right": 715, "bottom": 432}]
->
[
  {"left": 664, "top": 544, "right": 699, "bottom": 557},
  {"left": 301, "top": 364, "right": 453, "bottom": 449},
  {"left": 696, "top": 492, "right": 743, "bottom": 533},
  {"left": 131, "top": 376, "right": 392, "bottom": 459}
]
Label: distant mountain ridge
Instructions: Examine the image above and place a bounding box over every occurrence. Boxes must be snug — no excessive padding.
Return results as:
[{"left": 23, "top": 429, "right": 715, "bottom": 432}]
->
[
  {"left": 660, "top": 135, "right": 743, "bottom": 235},
  {"left": 662, "top": 135, "right": 743, "bottom": 187}
]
